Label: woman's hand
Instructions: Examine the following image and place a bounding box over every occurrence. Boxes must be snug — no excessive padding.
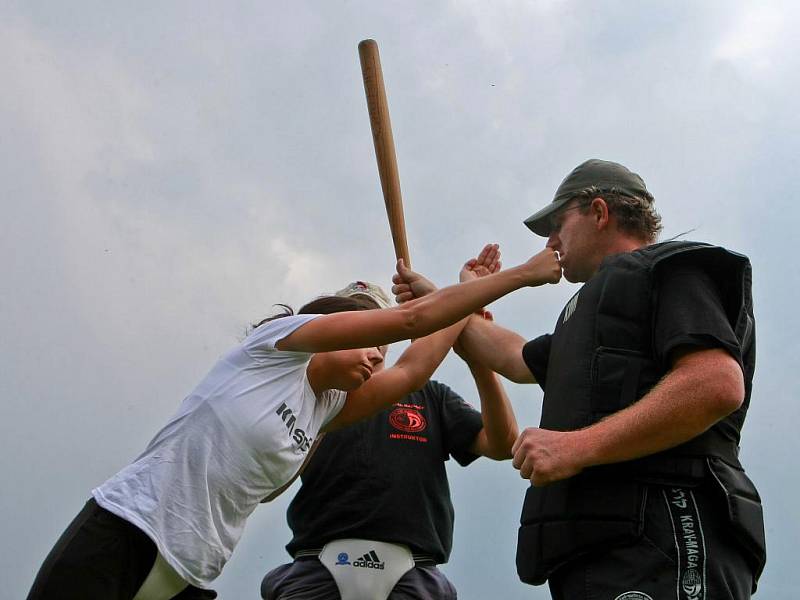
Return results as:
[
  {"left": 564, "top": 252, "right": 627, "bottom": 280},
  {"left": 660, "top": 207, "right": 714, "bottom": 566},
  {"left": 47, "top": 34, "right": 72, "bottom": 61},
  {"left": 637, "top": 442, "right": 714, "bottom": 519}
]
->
[
  {"left": 521, "top": 248, "right": 562, "bottom": 286},
  {"left": 460, "top": 243, "right": 501, "bottom": 319},
  {"left": 460, "top": 243, "right": 501, "bottom": 283}
]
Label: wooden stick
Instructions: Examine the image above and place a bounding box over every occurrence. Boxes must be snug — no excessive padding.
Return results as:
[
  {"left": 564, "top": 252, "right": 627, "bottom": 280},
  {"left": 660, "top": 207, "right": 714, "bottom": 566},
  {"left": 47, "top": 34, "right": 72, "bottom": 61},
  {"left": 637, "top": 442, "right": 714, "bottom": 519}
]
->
[{"left": 358, "top": 39, "right": 411, "bottom": 268}]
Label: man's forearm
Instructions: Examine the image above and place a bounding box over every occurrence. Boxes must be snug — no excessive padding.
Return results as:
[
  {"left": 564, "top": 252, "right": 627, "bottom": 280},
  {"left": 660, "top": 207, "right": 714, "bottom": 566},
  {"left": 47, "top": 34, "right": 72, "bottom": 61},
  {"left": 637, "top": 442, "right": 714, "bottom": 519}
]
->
[
  {"left": 573, "top": 348, "right": 745, "bottom": 468},
  {"left": 458, "top": 316, "right": 534, "bottom": 383},
  {"left": 512, "top": 348, "right": 746, "bottom": 486}
]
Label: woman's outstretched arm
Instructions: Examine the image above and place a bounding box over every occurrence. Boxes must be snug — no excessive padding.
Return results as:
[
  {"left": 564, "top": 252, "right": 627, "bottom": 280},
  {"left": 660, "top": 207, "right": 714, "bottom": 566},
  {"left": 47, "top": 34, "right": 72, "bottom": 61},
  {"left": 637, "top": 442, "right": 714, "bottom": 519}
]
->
[{"left": 277, "top": 245, "right": 561, "bottom": 354}]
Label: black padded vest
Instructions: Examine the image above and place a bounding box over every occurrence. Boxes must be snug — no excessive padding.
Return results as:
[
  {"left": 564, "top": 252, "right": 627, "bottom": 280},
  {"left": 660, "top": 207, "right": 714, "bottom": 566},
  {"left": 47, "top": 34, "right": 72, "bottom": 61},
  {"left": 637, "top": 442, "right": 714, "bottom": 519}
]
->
[{"left": 516, "top": 241, "right": 757, "bottom": 584}]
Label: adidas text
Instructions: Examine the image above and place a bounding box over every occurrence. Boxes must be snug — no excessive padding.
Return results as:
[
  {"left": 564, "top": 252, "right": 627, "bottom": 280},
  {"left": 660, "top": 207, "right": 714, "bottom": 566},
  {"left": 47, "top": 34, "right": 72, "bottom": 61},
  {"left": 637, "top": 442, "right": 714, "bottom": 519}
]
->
[{"left": 353, "top": 551, "right": 385, "bottom": 570}]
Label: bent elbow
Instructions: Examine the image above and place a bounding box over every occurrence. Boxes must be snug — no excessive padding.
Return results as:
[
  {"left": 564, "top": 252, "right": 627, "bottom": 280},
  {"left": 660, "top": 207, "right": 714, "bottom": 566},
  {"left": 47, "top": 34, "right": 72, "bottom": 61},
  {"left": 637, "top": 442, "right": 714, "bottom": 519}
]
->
[
  {"left": 718, "top": 384, "right": 745, "bottom": 416},
  {"left": 678, "top": 348, "right": 746, "bottom": 422},
  {"left": 711, "top": 364, "right": 745, "bottom": 418}
]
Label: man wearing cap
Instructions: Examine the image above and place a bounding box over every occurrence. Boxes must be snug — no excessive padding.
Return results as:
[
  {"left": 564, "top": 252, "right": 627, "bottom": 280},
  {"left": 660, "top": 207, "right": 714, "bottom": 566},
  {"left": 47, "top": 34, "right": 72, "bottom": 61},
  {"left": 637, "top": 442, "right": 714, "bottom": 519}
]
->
[
  {"left": 393, "top": 159, "right": 766, "bottom": 599},
  {"left": 261, "top": 278, "right": 520, "bottom": 600}
]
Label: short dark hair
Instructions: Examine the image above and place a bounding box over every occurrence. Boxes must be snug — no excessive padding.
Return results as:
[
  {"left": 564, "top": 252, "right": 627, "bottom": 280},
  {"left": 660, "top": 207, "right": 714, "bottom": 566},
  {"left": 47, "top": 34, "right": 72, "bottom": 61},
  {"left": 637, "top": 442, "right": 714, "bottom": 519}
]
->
[
  {"left": 572, "top": 185, "right": 662, "bottom": 243},
  {"left": 299, "top": 295, "right": 380, "bottom": 313},
  {"left": 251, "top": 295, "right": 380, "bottom": 330}
]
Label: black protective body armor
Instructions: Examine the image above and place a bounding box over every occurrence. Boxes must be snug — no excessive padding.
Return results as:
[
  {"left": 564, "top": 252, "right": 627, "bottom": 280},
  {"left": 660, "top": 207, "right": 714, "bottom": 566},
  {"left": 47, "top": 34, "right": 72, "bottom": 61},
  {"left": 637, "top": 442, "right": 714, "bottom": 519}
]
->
[{"left": 516, "top": 241, "right": 765, "bottom": 586}]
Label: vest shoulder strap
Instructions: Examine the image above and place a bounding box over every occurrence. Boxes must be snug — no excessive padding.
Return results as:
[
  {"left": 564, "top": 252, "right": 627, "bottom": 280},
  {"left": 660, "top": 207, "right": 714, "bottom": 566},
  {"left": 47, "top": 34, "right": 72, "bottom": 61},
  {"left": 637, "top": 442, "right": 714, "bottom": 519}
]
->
[{"left": 641, "top": 241, "right": 754, "bottom": 351}]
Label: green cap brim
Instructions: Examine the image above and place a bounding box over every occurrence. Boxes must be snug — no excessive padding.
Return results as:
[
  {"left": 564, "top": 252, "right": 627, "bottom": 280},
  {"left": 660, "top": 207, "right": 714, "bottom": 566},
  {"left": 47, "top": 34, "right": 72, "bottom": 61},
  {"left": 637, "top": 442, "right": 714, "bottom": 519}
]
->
[{"left": 523, "top": 196, "right": 572, "bottom": 237}]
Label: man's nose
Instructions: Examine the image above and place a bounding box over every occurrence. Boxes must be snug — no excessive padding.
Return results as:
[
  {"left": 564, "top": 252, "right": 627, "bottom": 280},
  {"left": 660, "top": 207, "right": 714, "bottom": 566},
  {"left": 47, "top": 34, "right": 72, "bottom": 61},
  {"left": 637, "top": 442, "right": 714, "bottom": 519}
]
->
[{"left": 546, "top": 232, "right": 559, "bottom": 249}]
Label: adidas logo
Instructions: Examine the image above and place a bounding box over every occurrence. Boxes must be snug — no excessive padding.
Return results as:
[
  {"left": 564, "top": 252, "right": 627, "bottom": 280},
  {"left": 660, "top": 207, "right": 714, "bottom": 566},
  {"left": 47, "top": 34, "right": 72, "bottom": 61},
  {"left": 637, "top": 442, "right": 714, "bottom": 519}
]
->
[{"left": 352, "top": 550, "right": 385, "bottom": 570}]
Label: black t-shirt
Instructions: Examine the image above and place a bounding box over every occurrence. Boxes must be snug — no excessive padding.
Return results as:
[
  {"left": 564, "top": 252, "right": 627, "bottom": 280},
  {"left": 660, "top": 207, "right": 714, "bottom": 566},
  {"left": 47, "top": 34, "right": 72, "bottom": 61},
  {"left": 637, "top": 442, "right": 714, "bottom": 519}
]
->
[
  {"left": 285, "top": 380, "right": 484, "bottom": 564},
  {"left": 522, "top": 263, "right": 744, "bottom": 439}
]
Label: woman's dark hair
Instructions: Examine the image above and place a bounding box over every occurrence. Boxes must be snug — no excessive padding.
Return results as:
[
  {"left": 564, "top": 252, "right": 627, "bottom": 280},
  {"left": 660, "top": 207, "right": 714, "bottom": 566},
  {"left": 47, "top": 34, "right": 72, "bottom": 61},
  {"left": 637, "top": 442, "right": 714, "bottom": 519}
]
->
[{"left": 251, "top": 295, "right": 380, "bottom": 330}]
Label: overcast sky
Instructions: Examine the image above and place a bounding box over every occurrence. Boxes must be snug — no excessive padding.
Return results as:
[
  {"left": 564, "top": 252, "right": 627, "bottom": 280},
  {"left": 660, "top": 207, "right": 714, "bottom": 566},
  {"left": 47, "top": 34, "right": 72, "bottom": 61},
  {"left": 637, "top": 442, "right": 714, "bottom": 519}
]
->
[{"left": 2, "top": 1, "right": 798, "bottom": 598}]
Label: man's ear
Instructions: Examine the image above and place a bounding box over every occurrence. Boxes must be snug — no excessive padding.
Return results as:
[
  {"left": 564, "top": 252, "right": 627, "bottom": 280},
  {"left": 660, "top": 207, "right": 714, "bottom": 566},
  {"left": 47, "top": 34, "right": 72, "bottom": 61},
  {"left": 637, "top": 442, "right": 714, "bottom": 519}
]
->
[{"left": 591, "top": 197, "right": 610, "bottom": 230}]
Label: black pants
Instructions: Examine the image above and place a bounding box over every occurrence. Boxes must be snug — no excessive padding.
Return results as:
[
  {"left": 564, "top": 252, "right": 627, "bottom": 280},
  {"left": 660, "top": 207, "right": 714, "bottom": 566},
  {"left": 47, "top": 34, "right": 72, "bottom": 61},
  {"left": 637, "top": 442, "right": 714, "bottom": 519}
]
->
[
  {"left": 547, "top": 484, "right": 755, "bottom": 600},
  {"left": 27, "top": 498, "right": 216, "bottom": 600},
  {"left": 262, "top": 557, "right": 457, "bottom": 600}
]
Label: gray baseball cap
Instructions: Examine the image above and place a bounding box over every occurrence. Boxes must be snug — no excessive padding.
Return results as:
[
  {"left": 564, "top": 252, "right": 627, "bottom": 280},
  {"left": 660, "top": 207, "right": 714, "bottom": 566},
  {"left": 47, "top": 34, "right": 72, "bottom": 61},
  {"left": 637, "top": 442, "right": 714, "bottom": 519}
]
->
[
  {"left": 523, "top": 159, "right": 650, "bottom": 237},
  {"left": 334, "top": 280, "right": 392, "bottom": 309}
]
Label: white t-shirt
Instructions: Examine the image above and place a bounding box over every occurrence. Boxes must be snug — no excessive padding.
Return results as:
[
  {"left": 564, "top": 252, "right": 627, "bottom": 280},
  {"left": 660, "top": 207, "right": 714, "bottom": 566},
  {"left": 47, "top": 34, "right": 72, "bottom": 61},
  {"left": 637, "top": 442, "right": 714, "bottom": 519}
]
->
[{"left": 93, "top": 314, "right": 346, "bottom": 587}]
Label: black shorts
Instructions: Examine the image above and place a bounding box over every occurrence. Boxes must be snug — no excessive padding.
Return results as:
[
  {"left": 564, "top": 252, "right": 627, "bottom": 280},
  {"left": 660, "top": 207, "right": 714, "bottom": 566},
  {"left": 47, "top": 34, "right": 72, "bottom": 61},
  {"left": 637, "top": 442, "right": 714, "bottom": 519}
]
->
[
  {"left": 27, "top": 498, "right": 216, "bottom": 600},
  {"left": 547, "top": 483, "right": 755, "bottom": 600}
]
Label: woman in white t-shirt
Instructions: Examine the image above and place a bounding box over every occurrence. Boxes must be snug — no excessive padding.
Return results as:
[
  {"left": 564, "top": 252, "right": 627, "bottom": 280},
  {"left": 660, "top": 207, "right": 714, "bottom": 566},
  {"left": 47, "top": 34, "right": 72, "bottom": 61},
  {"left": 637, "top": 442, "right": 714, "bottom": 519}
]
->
[{"left": 27, "top": 245, "right": 561, "bottom": 600}]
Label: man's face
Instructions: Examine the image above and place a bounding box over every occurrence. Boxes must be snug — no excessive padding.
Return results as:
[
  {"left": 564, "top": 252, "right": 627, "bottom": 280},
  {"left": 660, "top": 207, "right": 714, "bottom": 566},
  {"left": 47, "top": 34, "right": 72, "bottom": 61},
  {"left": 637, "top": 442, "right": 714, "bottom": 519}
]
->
[{"left": 545, "top": 199, "right": 600, "bottom": 283}]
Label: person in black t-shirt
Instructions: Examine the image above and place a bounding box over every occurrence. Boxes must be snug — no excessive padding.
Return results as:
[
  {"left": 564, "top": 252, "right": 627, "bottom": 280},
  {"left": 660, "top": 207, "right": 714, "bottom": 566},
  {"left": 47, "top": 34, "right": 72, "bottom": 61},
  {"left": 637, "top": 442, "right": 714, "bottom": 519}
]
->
[
  {"left": 261, "top": 276, "right": 520, "bottom": 600},
  {"left": 392, "top": 159, "right": 765, "bottom": 599}
]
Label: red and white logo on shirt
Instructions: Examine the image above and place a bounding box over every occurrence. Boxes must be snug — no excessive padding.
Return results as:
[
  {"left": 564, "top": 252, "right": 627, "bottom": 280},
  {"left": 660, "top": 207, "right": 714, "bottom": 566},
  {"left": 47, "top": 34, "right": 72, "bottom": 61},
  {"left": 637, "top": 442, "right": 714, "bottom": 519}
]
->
[
  {"left": 389, "top": 407, "right": 427, "bottom": 433},
  {"left": 388, "top": 403, "right": 428, "bottom": 443}
]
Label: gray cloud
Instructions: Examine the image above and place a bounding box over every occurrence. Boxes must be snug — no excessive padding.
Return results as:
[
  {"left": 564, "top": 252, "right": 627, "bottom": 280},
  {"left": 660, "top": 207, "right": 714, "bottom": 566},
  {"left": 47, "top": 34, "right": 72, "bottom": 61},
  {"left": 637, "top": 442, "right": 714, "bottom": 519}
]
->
[{"left": 2, "top": 2, "right": 797, "bottom": 598}]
